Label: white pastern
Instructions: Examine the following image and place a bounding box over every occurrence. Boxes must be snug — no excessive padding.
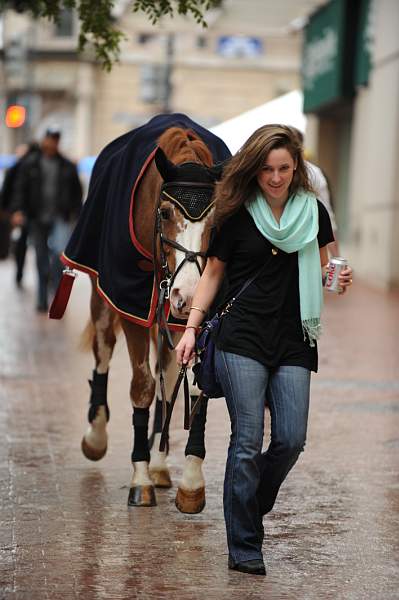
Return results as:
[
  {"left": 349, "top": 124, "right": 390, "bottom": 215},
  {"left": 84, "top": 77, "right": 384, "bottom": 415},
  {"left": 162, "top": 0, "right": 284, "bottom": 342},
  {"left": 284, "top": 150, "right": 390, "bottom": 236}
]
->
[
  {"left": 84, "top": 405, "right": 107, "bottom": 450},
  {"left": 180, "top": 455, "right": 205, "bottom": 491},
  {"left": 131, "top": 461, "right": 153, "bottom": 486}
]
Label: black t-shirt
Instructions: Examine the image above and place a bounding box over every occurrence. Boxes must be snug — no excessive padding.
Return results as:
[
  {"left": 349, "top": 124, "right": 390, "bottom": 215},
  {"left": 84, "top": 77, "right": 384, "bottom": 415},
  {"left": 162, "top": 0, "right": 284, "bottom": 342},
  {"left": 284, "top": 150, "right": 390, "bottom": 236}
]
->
[{"left": 207, "top": 200, "right": 334, "bottom": 372}]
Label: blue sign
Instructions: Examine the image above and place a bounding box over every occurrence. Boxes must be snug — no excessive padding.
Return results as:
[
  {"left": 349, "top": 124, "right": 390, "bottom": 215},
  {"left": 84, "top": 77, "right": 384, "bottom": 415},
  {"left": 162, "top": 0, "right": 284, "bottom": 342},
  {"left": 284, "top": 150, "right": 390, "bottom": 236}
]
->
[{"left": 217, "top": 36, "right": 263, "bottom": 58}]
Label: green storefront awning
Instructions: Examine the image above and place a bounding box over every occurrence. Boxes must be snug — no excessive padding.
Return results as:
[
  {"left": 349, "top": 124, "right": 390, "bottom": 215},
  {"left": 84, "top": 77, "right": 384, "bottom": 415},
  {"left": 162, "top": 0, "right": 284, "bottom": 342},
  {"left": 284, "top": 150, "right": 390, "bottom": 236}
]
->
[{"left": 302, "top": 0, "right": 373, "bottom": 114}]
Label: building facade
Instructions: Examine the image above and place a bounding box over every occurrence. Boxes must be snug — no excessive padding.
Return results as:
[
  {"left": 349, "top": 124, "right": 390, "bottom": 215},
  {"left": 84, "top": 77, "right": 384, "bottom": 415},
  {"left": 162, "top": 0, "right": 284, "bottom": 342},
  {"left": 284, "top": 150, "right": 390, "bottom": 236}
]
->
[
  {"left": 0, "top": 1, "right": 305, "bottom": 158},
  {"left": 302, "top": 0, "right": 399, "bottom": 290}
]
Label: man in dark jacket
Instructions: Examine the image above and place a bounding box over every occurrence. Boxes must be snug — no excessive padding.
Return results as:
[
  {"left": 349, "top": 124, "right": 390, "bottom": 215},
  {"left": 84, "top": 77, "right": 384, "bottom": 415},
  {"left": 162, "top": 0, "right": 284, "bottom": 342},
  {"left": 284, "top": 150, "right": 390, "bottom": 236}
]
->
[
  {"left": 11, "top": 128, "right": 83, "bottom": 311},
  {"left": 1, "top": 142, "right": 39, "bottom": 283}
]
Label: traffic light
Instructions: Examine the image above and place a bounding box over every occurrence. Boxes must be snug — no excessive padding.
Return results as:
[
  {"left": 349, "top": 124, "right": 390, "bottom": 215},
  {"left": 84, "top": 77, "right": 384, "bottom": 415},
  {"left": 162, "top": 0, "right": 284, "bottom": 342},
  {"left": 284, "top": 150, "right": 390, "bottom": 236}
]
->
[{"left": 5, "top": 105, "right": 26, "bottom": 128}]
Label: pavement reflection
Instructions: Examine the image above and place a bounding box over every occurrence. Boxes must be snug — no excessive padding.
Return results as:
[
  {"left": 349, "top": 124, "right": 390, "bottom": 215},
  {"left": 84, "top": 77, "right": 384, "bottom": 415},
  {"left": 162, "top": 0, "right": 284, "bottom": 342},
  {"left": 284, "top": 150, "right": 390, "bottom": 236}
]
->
[{"left": 0, "top": 254, "right": 398, "bottom": 599}]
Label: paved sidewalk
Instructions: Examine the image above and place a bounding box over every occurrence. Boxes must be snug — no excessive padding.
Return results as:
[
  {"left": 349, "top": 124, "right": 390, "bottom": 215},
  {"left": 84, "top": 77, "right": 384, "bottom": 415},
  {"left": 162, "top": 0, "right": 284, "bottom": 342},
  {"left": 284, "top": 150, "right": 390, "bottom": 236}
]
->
[{"left": 0, "top": 254, "right": 398, "bottom": 599}]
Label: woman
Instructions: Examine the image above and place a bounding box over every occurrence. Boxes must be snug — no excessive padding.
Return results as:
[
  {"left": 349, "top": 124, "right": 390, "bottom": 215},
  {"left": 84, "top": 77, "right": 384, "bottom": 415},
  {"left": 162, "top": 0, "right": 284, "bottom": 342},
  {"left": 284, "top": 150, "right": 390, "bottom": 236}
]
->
[{"left": 175, "top": 125, "right": 353, "bottom": 576}]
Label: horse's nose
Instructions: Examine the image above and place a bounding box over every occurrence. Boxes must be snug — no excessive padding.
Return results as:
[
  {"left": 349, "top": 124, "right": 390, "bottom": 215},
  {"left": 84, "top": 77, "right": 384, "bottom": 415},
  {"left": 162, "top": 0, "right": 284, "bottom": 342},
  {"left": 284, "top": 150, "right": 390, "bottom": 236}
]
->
[{"left": 170, "top": 288, "right": 186, "bottom": 312}]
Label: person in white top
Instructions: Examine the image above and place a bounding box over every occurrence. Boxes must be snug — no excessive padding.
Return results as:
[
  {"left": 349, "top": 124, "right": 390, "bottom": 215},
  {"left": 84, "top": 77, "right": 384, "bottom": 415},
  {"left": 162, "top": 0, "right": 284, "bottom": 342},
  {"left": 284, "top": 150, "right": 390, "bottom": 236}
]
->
[{"left": 294, "top": 130, "right": 340, "bottom": 257}]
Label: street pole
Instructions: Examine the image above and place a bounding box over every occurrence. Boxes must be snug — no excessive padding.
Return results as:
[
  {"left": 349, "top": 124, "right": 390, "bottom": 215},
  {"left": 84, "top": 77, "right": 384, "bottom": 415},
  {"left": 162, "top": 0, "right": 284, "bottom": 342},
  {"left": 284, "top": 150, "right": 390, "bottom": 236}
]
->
[{"left": 161, "top": 32, "right": 175, "bottom": 113}]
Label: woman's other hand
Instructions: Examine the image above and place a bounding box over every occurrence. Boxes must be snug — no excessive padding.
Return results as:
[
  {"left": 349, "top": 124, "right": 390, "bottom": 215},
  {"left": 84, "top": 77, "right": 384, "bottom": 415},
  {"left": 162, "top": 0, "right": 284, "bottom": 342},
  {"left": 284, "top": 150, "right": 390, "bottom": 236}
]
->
[
  {"left": 175, "top": 329, "right": 197, "bottom": 365},
  {"left": 338, "top": 266, "right": 353, "bottom": 294}
]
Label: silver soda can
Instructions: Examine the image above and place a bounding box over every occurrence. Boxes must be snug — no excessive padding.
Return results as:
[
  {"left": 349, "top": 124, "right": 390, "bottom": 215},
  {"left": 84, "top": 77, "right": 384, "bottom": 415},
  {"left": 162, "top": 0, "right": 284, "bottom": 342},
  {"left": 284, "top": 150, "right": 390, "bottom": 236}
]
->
[{"left": 325, "top": 257, "right": 348, "bottom": 293}]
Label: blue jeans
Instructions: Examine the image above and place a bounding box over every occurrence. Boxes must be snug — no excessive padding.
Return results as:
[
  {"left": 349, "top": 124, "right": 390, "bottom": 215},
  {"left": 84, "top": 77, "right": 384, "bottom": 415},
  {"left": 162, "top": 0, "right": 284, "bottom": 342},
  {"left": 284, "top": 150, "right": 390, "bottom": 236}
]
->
[
  {"left": 214, "top": 349, "right": 310, "bottom": 564},
  {"left": 31, "top": 222, "right": 52, "bottom": 309},
  {"left": 31, "top": 220, "right": 70, "bottom": 308}
]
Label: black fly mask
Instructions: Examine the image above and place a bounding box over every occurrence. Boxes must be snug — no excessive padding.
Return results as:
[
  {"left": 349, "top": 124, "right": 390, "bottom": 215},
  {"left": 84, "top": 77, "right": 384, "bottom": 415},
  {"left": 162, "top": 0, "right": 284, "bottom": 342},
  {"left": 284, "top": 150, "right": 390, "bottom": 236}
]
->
[
  {"left": 161, "top": 181, "right": 215, "bottom": 222},
  {"left": 156, "top": 152, "right": 224, "bottom": 221}
]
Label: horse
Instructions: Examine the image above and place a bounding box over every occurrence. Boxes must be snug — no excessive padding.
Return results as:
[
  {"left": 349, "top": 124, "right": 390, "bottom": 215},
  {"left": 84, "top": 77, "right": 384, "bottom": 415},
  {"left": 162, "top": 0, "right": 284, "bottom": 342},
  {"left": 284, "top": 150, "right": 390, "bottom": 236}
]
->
[{"left": 56, "top": 114, "right": 231, "bottom": 512}]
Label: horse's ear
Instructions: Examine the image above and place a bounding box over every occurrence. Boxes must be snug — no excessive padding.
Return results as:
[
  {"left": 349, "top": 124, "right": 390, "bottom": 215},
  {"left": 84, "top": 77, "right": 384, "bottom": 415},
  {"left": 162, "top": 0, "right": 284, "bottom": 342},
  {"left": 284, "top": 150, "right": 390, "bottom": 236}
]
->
[
  {"left": 154, "top": 147, "right": 178, "bottom": 181},
  {"left": 207, "top": 159, "right": 230, "bottom": 181}
]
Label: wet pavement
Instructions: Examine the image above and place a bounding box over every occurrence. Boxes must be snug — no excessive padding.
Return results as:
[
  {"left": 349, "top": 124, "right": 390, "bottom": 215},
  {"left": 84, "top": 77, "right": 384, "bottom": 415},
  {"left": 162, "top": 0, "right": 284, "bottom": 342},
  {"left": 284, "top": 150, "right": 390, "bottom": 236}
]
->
[{"left": 0, "top": 253, "right": 398, "bottom": 599}]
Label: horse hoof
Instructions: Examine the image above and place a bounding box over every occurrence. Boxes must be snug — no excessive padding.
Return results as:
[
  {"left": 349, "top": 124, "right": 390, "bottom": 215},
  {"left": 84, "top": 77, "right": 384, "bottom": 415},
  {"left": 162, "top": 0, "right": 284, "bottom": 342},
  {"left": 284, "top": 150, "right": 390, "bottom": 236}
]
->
[
  {"left": 175, "top": 486, "right": 206, "bottom": 514},
  {"left": 128, "top": 485, "right": 157, "bottom": 507},
  {"left": 81, "top": 437, "right": 107, "bottom": 461},
  {"left": 149, "top": 468, "right": 172, "bottom": 489}
]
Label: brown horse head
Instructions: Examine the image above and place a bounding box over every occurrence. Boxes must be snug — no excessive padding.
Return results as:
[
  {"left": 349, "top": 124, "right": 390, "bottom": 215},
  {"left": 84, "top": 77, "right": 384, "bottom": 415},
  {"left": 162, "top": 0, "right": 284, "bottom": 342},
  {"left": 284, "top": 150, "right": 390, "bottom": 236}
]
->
[{"left": 154, "top": 128, "right": 224, "bottom": 319}]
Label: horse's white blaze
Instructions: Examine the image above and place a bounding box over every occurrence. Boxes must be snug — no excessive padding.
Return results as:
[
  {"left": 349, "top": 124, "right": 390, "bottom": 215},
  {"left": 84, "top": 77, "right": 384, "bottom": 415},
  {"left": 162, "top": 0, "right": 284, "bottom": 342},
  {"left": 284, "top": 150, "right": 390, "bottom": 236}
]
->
[
  {"left": 84, "top": 405, "right": 107, "bottom": 450},
  {"left": 96, "top": 306, "right": 114, "bottom": 373},
  {"left": 180, "top": 455, "right": 205, "bottom": 491},
  {"left": 131, "top": 461, "right": 153, "bottom": 486},
  {"left": 170, "top": 220, "right": 206, "bottom": 311}
]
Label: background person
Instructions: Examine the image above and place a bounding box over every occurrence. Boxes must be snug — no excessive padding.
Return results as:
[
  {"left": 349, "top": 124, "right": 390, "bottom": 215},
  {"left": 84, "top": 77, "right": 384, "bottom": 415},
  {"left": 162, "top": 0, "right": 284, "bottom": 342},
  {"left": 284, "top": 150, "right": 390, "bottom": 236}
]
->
[
  {"left": 294, "top": 129, "right": 340, "bottom": 257},
  {"left": 0, "top": 142, "right": 39, "bottom": 285},
  {"left": 10, "top": 128, "right": 82, "bottom": 312},
  {"left": 176, "top": 124, "right": 353, "bottom": 576}
]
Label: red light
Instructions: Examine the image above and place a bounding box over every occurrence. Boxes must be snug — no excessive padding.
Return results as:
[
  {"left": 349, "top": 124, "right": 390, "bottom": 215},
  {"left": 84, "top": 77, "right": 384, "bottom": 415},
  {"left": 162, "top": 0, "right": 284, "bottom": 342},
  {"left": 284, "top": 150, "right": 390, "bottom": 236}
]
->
[{"left": 5, "top": 105, "right": 26, "bottom": 128}]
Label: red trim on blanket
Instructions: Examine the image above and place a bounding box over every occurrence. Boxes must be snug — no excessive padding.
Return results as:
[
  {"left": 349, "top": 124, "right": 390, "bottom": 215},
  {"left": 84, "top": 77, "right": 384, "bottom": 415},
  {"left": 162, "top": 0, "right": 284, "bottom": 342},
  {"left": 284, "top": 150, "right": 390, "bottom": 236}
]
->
[
  {"left": 61, "top": 253, "right": 156, "bottom": 326},
  {"left": 60, "top": 253, "right": 185, "bottom": 331},
  {"left": 128, "top": 147, "right": 157, "bottom": 260}
]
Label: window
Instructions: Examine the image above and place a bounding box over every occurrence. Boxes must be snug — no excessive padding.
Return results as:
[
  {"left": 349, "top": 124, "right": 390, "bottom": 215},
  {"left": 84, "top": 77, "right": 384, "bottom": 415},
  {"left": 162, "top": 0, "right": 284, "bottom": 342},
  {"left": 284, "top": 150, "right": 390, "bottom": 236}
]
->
[{"left": 55, "top": 9, "right": 74, "bottom": 38}]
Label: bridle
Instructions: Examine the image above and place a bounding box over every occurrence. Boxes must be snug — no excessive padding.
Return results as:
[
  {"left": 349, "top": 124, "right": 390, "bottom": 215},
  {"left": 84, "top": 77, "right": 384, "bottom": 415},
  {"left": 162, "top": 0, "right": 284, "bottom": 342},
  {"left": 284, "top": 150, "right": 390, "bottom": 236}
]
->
[
  {"left": 152, "top": 178, "right": 216, "bottom": 444},
  {"left": 153, "top": 179, "right": 215, "bottom": 347}
]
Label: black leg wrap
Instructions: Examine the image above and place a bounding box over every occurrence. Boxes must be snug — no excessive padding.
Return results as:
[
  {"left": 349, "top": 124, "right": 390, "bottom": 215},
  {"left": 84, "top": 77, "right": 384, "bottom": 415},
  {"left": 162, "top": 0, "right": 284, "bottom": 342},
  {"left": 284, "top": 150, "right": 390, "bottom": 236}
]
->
[
  {"left": 185, "top": 395, "right": 208, "bottom": 460},
  {"left": 131, "top": 408, "right": 151, "bottom": 463},
  {"left": 88, "top": 370, "right": 110, "bottom": 423}
]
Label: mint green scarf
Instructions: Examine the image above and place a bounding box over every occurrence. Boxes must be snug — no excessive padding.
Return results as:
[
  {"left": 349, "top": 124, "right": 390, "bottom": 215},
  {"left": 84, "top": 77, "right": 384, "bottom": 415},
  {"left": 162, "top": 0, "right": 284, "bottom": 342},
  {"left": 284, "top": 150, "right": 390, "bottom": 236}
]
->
[{"left": 246, "top": 189, "right": 322, "bottom": 346}]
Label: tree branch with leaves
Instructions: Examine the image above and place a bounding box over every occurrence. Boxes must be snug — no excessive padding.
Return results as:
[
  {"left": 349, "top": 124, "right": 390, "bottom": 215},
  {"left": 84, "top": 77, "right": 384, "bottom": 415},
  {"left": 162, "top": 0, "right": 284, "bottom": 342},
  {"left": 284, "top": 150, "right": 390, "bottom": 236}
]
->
[{"left": 0, "top": 0, "right": 223, "bottom": 70}]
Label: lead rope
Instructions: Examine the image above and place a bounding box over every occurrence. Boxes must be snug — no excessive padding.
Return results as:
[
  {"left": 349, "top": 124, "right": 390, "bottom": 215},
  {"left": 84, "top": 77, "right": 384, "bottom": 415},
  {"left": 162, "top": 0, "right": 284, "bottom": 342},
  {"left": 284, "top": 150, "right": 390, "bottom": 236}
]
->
[
  {"left": 153, "top": 208, "right": 173, "bottom": 432},
  {"left": 159, "top": 365, "right": 190, "bottom": 451}
]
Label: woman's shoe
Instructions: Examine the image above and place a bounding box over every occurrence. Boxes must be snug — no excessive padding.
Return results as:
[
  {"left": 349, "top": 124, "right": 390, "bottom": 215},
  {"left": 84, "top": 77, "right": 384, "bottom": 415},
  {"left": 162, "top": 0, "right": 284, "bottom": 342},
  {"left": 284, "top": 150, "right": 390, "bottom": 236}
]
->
[{"left": 228, "top": 558, "right": 266, "bottom": 576}]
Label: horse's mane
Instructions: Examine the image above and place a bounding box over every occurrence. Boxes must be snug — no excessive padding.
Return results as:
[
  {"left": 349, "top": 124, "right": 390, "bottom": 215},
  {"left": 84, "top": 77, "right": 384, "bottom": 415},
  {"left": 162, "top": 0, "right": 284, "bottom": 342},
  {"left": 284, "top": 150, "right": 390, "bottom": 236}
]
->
[{"left": 158, "top": 127, "right": 213, "bottom": 166}]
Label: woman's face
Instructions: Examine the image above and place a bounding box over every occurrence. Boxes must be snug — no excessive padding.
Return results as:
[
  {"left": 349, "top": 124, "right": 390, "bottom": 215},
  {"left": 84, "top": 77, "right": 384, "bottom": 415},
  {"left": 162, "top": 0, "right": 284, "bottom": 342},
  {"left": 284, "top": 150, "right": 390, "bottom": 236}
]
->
[{"left": 256, "top": 147, "right": 297, "bottom": 204}]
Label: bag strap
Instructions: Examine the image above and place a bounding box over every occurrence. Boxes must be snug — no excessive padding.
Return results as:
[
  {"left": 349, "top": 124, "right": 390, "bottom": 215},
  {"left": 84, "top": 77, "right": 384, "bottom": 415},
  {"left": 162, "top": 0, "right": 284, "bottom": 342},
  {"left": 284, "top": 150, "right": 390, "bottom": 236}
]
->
[{"left": 222, "top": 261, "right": 268, "bottom": 314}]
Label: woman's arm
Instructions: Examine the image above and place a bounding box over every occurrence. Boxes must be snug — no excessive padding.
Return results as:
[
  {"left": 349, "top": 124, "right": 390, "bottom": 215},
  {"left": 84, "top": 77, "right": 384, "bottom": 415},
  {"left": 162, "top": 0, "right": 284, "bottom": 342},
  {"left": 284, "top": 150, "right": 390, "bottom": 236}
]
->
[{"left": 175, "top": 256, "right": 226, "bottom": 365}]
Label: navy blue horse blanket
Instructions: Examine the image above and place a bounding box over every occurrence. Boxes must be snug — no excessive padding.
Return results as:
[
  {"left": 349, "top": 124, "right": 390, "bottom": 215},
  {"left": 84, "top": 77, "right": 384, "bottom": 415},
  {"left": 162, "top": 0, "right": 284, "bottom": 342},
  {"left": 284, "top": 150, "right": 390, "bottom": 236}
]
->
[{"left": 62, "top": 114, "right": 231, "bottom": 328}]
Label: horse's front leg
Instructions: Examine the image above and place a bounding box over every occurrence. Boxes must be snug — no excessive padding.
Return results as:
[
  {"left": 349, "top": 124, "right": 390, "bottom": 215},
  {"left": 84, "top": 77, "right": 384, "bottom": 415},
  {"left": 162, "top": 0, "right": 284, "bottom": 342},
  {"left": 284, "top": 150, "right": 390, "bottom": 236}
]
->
[
  {"left": 81, "top": 277, "right": 118, "bottom": 461},
  {"left": 175, "top": 373, "right": 207, "bottom": 514},
  {"left": 147, "top": 328, "right": 177, "bottom": 489},
  {"left": 149, "top": 356, "right": 207, "bottom": 514},
  {"left": 121, "top": 318, "right": 158, "bottom": 507}
]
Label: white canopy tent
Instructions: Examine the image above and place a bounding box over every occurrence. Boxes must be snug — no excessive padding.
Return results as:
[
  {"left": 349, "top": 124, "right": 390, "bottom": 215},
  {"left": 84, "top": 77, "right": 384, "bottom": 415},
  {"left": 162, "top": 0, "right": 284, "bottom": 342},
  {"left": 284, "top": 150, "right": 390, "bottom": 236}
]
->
[{"left": 210, "top": 90, "right": 306, "bottom": 154}]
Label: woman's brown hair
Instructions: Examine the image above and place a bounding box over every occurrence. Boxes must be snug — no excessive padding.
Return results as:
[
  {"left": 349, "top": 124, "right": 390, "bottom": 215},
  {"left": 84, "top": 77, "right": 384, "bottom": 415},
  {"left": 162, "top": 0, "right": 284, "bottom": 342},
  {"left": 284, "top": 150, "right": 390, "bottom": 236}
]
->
[{"left": 213, "top": 124, "right": 314, "bottom": 227}]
